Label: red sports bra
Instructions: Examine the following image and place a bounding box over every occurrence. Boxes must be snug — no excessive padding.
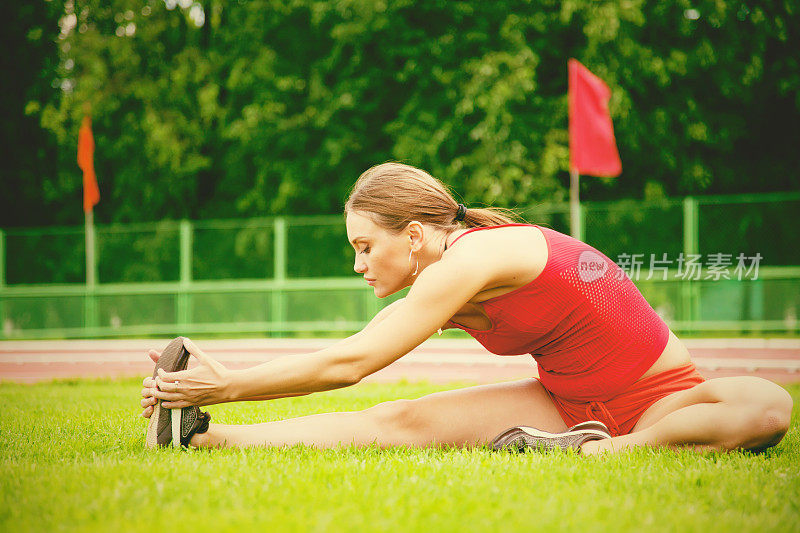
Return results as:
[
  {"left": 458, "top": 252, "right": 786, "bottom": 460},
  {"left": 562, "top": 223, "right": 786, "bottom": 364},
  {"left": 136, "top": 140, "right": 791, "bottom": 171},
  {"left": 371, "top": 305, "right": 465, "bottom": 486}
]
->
[{"left": 444, "top": 223, "right": 669, "bottom": 402}]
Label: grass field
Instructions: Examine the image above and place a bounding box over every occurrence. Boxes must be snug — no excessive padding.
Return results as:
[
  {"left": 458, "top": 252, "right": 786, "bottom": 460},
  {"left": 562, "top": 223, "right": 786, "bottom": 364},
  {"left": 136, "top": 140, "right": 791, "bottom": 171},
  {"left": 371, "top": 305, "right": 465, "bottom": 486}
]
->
[{"left": 1, "top": 378, "right": 799, "bottom": 532}]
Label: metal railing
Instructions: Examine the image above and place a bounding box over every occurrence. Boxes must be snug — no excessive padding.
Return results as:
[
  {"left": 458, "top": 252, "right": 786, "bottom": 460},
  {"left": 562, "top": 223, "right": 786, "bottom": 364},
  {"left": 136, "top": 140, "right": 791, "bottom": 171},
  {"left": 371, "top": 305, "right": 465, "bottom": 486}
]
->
[{"left": 2, "top": 191, "right": 799, "bottom": 339}]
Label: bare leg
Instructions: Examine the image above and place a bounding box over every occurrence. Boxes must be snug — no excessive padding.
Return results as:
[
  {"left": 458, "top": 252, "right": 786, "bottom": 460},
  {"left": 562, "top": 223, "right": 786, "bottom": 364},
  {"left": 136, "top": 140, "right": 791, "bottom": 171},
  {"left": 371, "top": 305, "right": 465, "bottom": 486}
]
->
[
  {"left": 581, "top": 376, "right": 793, "bottom": 455},
  {"left": 190, "top": 378, "right": 566, "bottom": 449}
]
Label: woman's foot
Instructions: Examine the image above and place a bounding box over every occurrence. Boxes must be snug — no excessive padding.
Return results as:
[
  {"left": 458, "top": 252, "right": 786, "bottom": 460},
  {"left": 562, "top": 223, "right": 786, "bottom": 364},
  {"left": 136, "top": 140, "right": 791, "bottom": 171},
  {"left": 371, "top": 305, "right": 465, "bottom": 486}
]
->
[
  {"left": 144, "top": 337, "right": 212, "bottom": 448},
  {"left": 146, "top": 405, "right": 212, "bottom": 448}
]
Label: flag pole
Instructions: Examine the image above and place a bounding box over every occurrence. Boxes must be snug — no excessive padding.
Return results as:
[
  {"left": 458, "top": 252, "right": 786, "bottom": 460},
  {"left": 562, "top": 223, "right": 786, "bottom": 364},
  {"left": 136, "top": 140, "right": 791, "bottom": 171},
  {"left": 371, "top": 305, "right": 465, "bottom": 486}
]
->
[
  {"left": 570, "top": 168, "right": 581, "bottom": 239},
  {"left": 79, "top": 104, "right": 99, "bottom": 288},
  {"left": 85, "top": 208, "right": 95, "bottom": 286}
]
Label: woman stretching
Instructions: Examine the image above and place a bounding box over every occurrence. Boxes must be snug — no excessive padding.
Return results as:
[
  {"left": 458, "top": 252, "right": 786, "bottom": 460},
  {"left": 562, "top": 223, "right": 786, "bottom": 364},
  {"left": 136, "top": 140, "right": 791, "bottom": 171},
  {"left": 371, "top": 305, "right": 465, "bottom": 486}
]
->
[{"left": 140, "top": 162, "right": 793, "bottom": 454}]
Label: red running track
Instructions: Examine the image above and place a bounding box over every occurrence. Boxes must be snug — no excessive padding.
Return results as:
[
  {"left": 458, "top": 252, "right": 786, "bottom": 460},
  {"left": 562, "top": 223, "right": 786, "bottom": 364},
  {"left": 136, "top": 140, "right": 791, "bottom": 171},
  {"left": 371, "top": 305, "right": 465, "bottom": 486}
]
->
[{"left": 1, "top": 338, "right": 798, "bottom": 385}]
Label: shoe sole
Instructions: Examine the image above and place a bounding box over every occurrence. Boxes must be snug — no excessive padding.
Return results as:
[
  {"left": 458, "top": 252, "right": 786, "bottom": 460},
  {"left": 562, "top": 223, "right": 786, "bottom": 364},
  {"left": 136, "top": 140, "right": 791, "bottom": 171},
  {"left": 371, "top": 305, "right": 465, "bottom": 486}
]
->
[
  {"left": 145, "top": 337, "right": 190, "bottom": 448},
  {"left": 491, "top": 427, "right": 609, "bottom": 452},
  {"left": 145, "top": 402, "right": 160, "bottom": 448},
  {"left": 171, "top": 407, "right": 181, "bottom": 447},
  {"left": 569, "top": 420, "right": 611, "bottom": 435},
  {"left": 145, "top": 403, "right": 182, "bottom": 448}
]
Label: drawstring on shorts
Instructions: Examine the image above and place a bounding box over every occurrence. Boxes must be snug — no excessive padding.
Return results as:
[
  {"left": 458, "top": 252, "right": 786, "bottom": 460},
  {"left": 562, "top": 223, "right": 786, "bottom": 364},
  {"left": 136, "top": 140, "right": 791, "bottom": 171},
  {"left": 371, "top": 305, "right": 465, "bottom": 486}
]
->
[{"left": 586, "top": 400, "right": 621, "bottom": 436}]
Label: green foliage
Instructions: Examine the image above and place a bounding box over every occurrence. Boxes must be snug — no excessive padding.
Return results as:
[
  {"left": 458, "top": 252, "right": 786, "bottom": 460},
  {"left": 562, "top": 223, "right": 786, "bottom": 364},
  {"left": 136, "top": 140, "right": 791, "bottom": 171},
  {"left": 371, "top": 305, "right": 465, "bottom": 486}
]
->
[
  {"left": 1, "top": 2, "right": 62, "bottom": 226},
  {"left": 4, "top": 0, "right": 800, "bottom": 230},
  {"left": 1, "top": 378, "right": 799, "bottom": 531}
]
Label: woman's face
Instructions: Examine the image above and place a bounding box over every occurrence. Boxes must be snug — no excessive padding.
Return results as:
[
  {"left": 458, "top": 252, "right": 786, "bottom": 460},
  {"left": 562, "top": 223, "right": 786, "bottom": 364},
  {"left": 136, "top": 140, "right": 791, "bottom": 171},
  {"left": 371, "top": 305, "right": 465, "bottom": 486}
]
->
[{"left": 346, "top": 211, "right": 414, "bottom": 298}]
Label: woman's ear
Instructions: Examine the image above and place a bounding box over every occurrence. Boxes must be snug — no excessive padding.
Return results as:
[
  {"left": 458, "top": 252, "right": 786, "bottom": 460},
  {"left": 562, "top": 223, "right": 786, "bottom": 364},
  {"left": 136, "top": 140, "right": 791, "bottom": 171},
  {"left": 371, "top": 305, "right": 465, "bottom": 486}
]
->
[{"left": 405, "top": 221, "right": 425, "bottom": 252}]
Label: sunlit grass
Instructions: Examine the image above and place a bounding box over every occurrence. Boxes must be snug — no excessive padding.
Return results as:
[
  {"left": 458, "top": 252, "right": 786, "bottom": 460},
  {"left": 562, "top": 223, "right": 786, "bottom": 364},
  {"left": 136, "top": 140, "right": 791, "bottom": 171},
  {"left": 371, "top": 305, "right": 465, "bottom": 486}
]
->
[{"left": 1, "top": 378, "right": 798, "bottom": 532}]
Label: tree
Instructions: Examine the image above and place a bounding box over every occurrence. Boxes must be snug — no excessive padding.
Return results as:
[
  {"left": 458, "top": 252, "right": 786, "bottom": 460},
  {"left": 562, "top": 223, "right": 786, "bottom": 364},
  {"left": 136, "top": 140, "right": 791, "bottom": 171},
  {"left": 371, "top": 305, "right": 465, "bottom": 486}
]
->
[{"left": 3, "top": 0, "right": 798, "bottom": 231}]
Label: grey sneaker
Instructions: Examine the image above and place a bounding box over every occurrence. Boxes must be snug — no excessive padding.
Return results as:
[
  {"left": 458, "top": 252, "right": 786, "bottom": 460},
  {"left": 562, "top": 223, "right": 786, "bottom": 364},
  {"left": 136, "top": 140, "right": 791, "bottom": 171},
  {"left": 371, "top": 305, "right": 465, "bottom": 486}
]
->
[
  {"left": 490, "top": 422, "right": 610, "bottom": 453},
  {"left": 145, "top": 337, "right": 211, "bottom": 448}
]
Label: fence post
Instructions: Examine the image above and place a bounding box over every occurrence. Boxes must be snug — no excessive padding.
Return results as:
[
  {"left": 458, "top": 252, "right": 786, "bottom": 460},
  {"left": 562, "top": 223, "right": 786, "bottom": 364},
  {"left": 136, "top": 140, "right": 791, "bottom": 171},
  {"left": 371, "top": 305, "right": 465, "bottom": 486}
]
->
[
  {"left": 177, "top": 219, "right": 193, "bottom": 328},
  {"left": 0, "top": 229, "right": 5, "bottom": 339},
  {"left": 682, "top": 196, "right": 699, "bottom": 256},
  {"left": 749, "top": 278, "right": 764, "bottom": 335},
  {"left": 83, "top": 223, "right": 99, "bottom": 335},
  {"left": 272, "top": 217, "right": 287, "bottom": 337},
  {"left": 682, "top": 197, "right": 700, "bottom": 330},
  {"left": 0, "top": 228, "right": 5, "bottom": 287}
]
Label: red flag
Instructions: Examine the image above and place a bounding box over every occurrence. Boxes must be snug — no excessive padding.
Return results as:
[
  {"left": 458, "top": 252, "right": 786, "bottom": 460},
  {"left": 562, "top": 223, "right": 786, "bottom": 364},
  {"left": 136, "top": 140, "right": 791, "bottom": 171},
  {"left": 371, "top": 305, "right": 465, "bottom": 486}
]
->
[
  {"left": 568, "top": 59, "right": 622, "bottom": 177},
  {"left": 78, "top": 115, "right": 100, "bottom": 212}
]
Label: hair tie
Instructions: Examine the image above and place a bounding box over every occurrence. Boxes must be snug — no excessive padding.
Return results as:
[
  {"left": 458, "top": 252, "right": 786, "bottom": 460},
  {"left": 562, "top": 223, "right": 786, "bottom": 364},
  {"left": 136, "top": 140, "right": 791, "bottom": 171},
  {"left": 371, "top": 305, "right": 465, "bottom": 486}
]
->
[{"left": 455, "top": 203, "right": 467, "bottom": 222}]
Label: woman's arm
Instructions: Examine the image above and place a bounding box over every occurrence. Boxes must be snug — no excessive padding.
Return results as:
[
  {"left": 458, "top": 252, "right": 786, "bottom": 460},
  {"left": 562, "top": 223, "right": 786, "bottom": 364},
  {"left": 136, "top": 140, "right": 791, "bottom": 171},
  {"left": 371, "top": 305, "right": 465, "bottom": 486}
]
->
[
  {"left": 233, "top": 298, "right": 407, "bottom": 402},
  {"left": 225, "top": 247, "right": 496, "bottom": 402},
  {"left": 150, "top": 297, "right": 414, "bottom": 409}
]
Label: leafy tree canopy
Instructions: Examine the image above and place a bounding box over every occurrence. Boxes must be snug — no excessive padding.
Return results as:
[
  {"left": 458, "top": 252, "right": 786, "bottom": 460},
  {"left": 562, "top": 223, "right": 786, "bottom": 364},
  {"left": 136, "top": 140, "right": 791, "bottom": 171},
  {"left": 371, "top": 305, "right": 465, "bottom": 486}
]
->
[{"left": 3, "top": 0, "right": 798, "bottom": 228}]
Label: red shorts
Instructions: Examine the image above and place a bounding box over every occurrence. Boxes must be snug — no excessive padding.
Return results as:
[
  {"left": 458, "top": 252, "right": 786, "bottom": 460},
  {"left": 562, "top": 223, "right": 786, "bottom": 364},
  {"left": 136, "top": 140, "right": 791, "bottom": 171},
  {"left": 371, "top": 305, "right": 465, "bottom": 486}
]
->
[{"left": 539, "top": 362, "right": 706, "bottom": 437}]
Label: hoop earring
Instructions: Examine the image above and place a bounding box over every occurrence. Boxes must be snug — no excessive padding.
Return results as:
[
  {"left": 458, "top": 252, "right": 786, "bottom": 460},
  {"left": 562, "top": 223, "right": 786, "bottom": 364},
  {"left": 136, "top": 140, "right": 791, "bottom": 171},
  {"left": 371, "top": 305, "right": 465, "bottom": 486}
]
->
[{"left": 408, "top": 249, "right": 419, "bottom": 276}]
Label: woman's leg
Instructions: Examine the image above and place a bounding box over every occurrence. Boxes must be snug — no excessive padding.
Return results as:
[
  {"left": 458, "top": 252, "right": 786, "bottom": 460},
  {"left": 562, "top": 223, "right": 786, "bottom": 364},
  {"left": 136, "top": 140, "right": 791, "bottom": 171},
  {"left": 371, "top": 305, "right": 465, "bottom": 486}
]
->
[
  {"left": 581, "top": 376, "right": 794, "bottom": 455},
  {"left": 191, "top": 378, "right": 567, "bottom": 449}
]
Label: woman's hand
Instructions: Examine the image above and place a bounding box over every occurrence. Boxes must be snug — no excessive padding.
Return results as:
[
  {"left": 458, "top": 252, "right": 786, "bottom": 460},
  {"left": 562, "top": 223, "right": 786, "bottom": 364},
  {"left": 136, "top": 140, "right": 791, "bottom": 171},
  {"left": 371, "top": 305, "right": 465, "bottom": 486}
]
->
[
  {"left": 140, "top": 349, "right": 160, "bottom": 418},
  {"left": 148, "top": 338, "right": 233, "bottom": 409}
]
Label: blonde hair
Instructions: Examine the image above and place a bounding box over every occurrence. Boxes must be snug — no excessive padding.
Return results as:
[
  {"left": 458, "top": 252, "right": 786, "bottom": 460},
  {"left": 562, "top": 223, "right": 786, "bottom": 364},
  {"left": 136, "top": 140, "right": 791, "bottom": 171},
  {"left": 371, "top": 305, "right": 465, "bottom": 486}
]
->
[{"left": 344, "top": 162, "right": 523, "bottom": 234}]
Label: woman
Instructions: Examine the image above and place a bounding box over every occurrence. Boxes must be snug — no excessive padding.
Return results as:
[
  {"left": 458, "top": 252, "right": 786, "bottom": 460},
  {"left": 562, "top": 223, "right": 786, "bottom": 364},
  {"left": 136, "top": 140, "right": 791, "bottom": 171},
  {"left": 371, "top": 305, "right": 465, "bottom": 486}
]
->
[{"left": 140, "top": 162, "right": 793, "bottom": 454}]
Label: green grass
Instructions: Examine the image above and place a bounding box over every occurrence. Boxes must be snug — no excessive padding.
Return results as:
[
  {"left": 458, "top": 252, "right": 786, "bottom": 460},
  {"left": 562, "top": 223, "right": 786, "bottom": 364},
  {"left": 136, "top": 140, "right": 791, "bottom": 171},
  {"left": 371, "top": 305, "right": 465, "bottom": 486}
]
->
[{"left": 2, "top": 378, "right": 799, "bottom": 533}]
